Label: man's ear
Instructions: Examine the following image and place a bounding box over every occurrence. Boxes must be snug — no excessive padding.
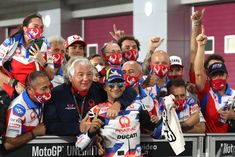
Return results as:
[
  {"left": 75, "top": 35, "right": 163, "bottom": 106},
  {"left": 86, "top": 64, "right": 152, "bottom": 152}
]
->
[
  {"left": 23, "top": 26, "right": 27, "bottom": 33},
  {"left": 27, "top": 86, "right": 34, "bottom": 95}
]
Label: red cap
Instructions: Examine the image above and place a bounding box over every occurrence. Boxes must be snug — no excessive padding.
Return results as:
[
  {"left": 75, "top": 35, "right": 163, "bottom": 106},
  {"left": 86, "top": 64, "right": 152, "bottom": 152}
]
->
[{"left": 65, "top": 35, "right": 86, "bottom": 48}]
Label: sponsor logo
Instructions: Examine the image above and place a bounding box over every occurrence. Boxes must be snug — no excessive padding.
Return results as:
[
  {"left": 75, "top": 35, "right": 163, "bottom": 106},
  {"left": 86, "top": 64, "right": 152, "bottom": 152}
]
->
[
  {"left": 67, "top": 145, "right": 98, "bottom": 156},
  {"left": 221, "top": 143, "right": 235, "bottom": 155},
  {"left": 9, "top": 123, "right": 20, "bottom": 128},
  {"left": 13, "top": 104, "right": 26, "bottom": 117},
  {"left": 65, "top": 104, "right": 76, "bottom": 110},
  {"left": 119, "top": 116, "right": 131, "bottom": 128},
  {"left": 32, "top": 146, "right": 64, "bottom": 157},
  {"left": 9, "top": 118, "right": 21, "bottom": 123},
  {"left": 117, "top": 133, "right": 137, "bottom": 139},
  {"left": 31, "top": 145, "right": 99, "bottom": 156},
  {"left": 115, "top": 125, "right": 137, "bottom": 133}
]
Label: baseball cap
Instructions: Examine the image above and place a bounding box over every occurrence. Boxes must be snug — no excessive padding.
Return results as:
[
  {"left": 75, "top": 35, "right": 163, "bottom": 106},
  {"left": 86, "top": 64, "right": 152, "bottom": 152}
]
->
[
  {"left": 65, "top": 35, "right": 86, "bottom": 48},
  {"left": 105, "top": 68, "right": 124, "bottom": 83},
  {"left": 208, "top": 62, "right": 228, "bottom": 76},
  {"left": 170, "top": 56, "right": 183, "bottom": 67}
]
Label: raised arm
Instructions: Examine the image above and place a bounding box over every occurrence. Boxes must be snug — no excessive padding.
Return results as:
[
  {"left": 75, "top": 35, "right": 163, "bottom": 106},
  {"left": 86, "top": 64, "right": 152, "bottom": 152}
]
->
[
  {"left": 194, "top": 25, "right": 207, "bottom": 91},
  {"left": 190, "top": 9, "right": 205, "bottom": 73}
]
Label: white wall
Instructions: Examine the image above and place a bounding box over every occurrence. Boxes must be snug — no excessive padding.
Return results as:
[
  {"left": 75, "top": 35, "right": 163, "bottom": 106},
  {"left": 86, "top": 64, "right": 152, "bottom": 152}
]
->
[
  {"left": 39, "top": 9, "right": 61, "bottom": 38},
  {"left": 133, "top": 0, "right": 167, "bottom": 62}
]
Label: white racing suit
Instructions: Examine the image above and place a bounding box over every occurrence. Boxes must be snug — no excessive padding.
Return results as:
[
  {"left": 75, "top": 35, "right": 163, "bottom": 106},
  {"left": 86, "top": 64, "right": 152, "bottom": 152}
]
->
[{"left": 76, "top": 101, "right": 161, "bottom": 157}]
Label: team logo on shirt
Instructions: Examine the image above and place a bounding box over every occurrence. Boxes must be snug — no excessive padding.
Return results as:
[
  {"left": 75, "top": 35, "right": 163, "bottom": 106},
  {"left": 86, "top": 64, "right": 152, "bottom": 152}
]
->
[
  {"left": 30, "top": 112, "right": 37, "bottom": 122},
  {"left": 13, "top": 104, "right": 26, "bottom": 117},
  {"left": 119, "top": 116, "right": 131, "bottom": 128},
  {"left": 65, "top": 104, "right": 76, "bottom": 110}
]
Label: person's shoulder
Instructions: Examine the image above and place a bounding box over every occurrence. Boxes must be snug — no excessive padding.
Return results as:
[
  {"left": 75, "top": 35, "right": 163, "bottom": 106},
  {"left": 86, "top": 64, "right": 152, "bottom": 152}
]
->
[
  {"left": 1, "top": 37, "right": 15, "bottom": 46},
  {"left": 8, "top": 95, "right": 27, "bottom": 118}
]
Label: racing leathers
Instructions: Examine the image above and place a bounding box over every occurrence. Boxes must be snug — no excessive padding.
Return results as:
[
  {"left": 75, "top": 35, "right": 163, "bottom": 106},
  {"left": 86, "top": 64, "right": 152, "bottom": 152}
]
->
[{"left": 76, "top": 101, "right": 161, "bottom": 157}]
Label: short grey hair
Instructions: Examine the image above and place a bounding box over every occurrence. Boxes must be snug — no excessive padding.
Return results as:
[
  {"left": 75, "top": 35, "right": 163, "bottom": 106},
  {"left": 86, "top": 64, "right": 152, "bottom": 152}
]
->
[
  {"left": 48, "top": 35, "right": 65, "bottom": 45},
  {"left": 63, "top": 56, "right": 93, "bottom": 83}
]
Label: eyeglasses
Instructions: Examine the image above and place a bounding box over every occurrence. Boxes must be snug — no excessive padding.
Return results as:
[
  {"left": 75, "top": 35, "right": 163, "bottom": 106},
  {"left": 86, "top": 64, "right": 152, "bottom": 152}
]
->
[{"left": 107, "top": 82, "right": 125, "bottom": 89}]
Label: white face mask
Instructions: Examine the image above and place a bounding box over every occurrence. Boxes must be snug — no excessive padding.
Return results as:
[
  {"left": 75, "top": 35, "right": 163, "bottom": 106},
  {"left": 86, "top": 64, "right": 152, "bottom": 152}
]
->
[{"left": 95, "top": 64, "right": 105, "bottom": 72}]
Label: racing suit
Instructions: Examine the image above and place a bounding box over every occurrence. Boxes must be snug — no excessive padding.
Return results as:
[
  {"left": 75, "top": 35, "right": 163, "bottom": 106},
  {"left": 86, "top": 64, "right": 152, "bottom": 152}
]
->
[{"left": 77, "top": 101, "right": 161, "bottom": 157}]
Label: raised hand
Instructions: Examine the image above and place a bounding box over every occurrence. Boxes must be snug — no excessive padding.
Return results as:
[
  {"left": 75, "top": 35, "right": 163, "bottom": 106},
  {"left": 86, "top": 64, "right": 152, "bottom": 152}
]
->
[
  {"left": 196, "top": 25, "right": 207, "bottom": 46},
  {"left": 191, "top": 9, "right": 205, "bottom": 25},
  {"left": 29, "top": 43, "right": 46, "bottom": 66},
  {"left": 109, "top": 24, "right": 125, "bottom": 41},
  {"left": 148, "top": 37, "right": 164, "bottom": 52}
]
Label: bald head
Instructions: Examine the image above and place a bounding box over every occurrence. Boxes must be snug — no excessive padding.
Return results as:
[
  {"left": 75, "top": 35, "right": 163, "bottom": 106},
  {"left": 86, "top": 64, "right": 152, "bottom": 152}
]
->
[
  {"left": 122, "top": 61, "right": 142, "bottom": 77},
  {"left": 151, "top": 50, "right": 170, "bottom": 65}
]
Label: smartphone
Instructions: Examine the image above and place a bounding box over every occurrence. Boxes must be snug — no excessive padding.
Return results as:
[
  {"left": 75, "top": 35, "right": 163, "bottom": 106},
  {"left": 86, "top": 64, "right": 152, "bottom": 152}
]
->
[{"left": 32, "top": 38, "right": 44, "bottom": 50}]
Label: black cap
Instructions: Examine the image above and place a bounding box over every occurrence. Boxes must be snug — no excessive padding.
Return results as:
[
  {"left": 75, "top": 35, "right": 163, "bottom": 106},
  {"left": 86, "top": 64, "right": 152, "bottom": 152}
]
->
[{"left": 208, "top": 62, "right": 228, "bottom": 76}]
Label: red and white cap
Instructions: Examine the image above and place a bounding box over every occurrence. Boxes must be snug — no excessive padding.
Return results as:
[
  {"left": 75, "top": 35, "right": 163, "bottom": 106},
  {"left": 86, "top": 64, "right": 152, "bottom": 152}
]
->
[
  {"left": 65, "top": 35, "right": 86, "bottom": 48},
  {"left": 170, "top": 55, "right": 183, "bottom": 67}
]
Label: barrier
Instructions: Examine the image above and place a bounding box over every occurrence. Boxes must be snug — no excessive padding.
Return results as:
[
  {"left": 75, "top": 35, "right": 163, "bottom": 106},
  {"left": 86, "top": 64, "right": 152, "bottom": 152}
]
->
[
  {"left": 0, "top": 134, "right": 205, "bottom": 157},
  {"left": 205, "top": 133, "right": 235, "bottom": 157},
  {"left": 141, "top": 134, "right": 204, "bottom": 157},
  {"left": 0, "top": 136, "right": 100, "bottom": 157}
]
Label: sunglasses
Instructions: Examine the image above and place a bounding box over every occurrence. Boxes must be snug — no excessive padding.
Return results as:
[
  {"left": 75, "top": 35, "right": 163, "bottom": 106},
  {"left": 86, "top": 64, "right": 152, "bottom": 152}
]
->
[{"left": 107, "top": 82, "right": 125, "bottom": 89}]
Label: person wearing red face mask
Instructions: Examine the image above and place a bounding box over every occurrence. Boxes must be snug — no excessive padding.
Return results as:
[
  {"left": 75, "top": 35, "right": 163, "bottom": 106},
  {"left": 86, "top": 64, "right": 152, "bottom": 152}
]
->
[
  {"left": 3, "top": 71, "right": 51, "bottom": 151},
  {"left": 101, "top": 42, "right": 123, "bottom": 68},
  {"left": 0, "top": 13, "right": 54, "bottom": 99},
  {"left": 142, "top": 50, "right": 170, "bottom": 100},
  {"left": 122, "top": 61, "right": 159, "bottom": 123},
  {"left": 166, "top": 79, "right": 205, "bottom": 133},
  {"left": 117, "top": 36, "right": 140, "bottom": 62},
  {"left": 195, "top": 27, "right": 235, "bottom": 133},
  {"left": 48, "top": 36, "right": 66, "bottom": 87}
]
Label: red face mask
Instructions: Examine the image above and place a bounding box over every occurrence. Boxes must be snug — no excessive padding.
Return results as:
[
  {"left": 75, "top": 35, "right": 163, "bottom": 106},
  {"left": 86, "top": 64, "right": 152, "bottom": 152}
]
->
[
  {"left": 168, "top": 75, "right": 183, "bottom": 80},
  {"left": 174, "top": 98, "right": 186, "bottom": 111},
  {"left": 105, "top": 52, "right": 123, "bottom": 65},
  {"left": 211, "top": 79, "right": 226, "bottom": 91},
  {"left": 124, "top": 74, "right": 140, "bottom": 88},
  {"left": 151, "top": 64, "right": 169, "bottom": 78},
  {"left": 26, "top": 27, "right": 43, "bottom": 39},
  {"left": 34, "top": 91, "right": 51, "bottom": 104},
  {"left": 52, "top": 53, "right": 64, "bottom": 68},
  {"left": 122, "top": 49, "right": 139, "bottom": 61}
]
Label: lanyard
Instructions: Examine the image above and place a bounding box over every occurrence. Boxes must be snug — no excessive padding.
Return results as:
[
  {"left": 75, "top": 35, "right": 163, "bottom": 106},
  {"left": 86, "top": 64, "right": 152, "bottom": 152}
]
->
[
  {"left": 32, "top": 103, "right": 44, "bottom": 123},
  {"left": 73, "top": 95, "right": 86, "bottom": 122}
]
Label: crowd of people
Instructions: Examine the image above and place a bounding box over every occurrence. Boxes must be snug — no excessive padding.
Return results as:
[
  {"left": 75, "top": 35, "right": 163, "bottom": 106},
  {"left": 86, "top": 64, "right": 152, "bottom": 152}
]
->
[{"left": 0, "top": 9, "right": 234, "bottom": 156}]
